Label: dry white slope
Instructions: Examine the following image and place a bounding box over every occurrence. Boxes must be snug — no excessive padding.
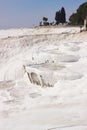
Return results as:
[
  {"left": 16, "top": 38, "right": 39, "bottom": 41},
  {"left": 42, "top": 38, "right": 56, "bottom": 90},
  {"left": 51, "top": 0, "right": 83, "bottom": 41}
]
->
[{"left": 0, "top": 27, "right": 87, "bottom": 130}]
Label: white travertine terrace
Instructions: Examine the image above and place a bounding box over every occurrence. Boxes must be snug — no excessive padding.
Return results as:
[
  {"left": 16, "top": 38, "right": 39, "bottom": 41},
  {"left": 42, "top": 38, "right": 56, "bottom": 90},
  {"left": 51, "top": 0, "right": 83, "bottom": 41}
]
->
[{"left": 0, "top": 27, "right": 87, "bottom": 130}]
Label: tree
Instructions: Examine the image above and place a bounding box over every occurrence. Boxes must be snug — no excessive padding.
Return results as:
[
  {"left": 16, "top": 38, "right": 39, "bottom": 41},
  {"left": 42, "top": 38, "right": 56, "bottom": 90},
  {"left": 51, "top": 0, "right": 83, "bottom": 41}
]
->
[
  {"left": 55, "top": 11, "right": 61, "bottom": 24},
  {"left": 77, "top": 2, "right": 87, "bottom": 21},
  {"left": 61, "top": 7, "right": 66, "bottom": 23},
  {"left": 43, "top": 17, "right": 48, "bottom": 22},
  {"left": 55, "top": 7, "right": 66, "bottom": 25},
  {"left": 42, "top": 17, "right": 49, "bottom": 26},
  {"left": 69, "top": 13, "right": 80, "bottom": 25},
  {"left": 69, "top": 2, "right": 87, "bottom": 25}
]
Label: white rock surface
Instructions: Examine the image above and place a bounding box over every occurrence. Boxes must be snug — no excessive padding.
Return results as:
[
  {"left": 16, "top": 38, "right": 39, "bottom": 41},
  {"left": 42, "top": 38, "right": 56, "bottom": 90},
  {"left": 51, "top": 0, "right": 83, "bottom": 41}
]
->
[{"left": 0, "top": 27, "right": 87, "bottom": 130}]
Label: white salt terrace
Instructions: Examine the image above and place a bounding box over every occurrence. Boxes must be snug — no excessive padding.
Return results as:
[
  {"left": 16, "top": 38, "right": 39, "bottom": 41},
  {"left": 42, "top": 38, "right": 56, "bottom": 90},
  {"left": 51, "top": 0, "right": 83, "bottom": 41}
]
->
[
  {"left": 0, "top": 27, "right": 87, "bottom": 130},
  {"left": 31, "top": 48, "right": 80, "bottom": 65},
  {"left": 25, "top": 62, "right": 83, "bottom": 87}
]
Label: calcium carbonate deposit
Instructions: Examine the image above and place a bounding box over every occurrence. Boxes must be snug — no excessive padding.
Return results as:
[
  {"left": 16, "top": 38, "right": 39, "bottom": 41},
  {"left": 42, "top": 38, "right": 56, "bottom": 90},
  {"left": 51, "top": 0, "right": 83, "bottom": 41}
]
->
[{"left": 0, "top": 27, "right": 87, "bottom": 130}]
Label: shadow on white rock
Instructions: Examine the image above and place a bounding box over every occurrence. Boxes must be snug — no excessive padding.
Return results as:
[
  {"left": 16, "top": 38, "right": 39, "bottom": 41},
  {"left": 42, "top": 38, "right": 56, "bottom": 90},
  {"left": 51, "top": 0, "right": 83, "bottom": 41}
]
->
[{"left": 24, "top": 63, "right": 83, "bottom": 87}]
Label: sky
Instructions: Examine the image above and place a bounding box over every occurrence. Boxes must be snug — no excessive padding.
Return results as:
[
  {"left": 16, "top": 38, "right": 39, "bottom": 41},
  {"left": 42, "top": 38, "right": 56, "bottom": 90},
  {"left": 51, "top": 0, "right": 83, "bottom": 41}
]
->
[{"left": 0, "top": 0, "right": 87, "bottom": 29}]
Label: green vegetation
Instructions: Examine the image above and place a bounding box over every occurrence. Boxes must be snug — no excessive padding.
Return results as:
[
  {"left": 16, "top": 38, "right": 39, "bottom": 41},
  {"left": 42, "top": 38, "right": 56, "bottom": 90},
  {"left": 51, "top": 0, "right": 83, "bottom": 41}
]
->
[
  {"left": 39, "top": 2, "right": 87, "bottom": 28},
  {"left": 40, "top": 7, "right": 66, "bottom": 26},
  {"left": 42, "top": 17, "right": 49, "bottom": 26},
  {"left": 69, "top": 2, "right": 87, "bottom": 25},
  {"left": 43, "top": 17, "right": 48, "bottom": 22},
  {"left": 55, "top": 7, "right": 66, "bottom": 25}
]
